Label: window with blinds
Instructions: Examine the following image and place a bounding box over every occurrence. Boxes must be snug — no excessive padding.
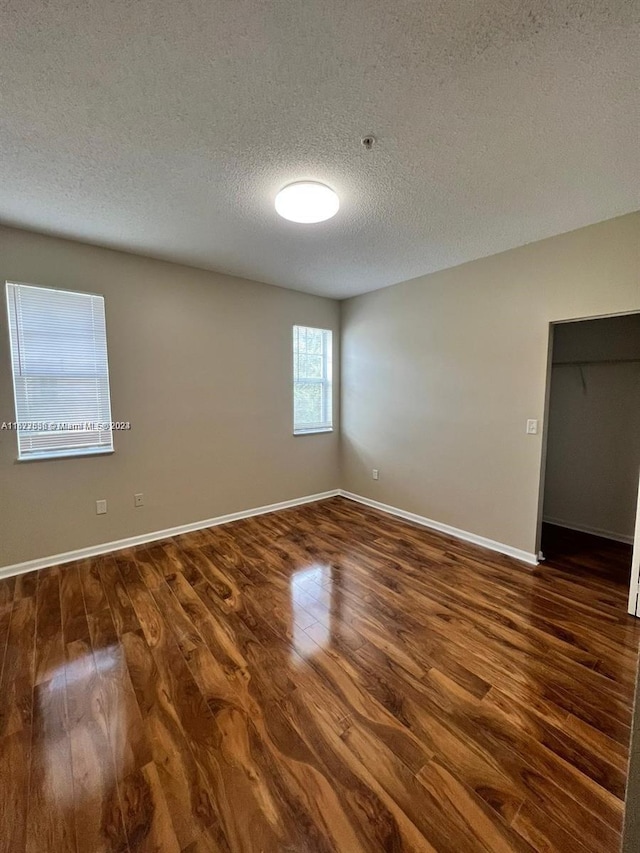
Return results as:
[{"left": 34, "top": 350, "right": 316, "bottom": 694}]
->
[
  {"left": 293, "top": 325, "right": 333, "bottom": 434},
  {"left": 5, "top": 282, "right": 114, "bottom": 460}
]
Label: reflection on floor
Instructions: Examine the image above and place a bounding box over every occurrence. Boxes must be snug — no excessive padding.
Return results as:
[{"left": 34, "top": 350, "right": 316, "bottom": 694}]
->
[{"left": 0, "top": 497, "right": 638, "bottom": 852}]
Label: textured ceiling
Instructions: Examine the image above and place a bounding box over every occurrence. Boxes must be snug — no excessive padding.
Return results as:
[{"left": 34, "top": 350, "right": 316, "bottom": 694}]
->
[{"left": 0, "top": 1, "right": 637, "bottom": 298}]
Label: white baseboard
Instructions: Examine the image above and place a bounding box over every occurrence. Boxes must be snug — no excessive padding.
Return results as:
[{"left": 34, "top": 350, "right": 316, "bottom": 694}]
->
[
  {"left": 0, "top": 489, "right": 341, "bottom": 580},
  {"left": 543, "top": 516, "right": 634, "bottom": 545},
  {"left": 0, "top": 487, "right": 540, "bottom": 580},
  {"left": 339, "top": 491, "right": 539, "bottom": 566}
]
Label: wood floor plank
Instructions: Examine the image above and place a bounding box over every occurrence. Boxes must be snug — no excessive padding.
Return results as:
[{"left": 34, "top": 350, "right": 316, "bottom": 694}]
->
[
  {"left": 308, "top": 632, "right": 527, "bottom": 824},
  {"left": 182, "top": 826, "right": 232, "bottom": 853},
  {"left": 0, "top": 498, "right": 637, "bottom": 852},
  {"left": 86, "top": 604, "right": 153, "bottom": 783},
  {"left": 14, "top": 571, "right": 38, "bottom": 601},
  {"left": 266, "top": 675, "right": 439, "bottom": 852},
  {"left": 425, "top": 666, "right": 625, "bottom": 831},
  {"left": 118, "top": 761, "right": 181, "bottom": 853},
  {"left": 120, "top": 628, "right": 218, "bottom": 850},
  {"left": 26, "top": 672, "right": 77, "bottom": 853},
  {"left": 0, "top": 576, "right": 16, "bottom": 611},
  {"left": 79, "top": 556, "right": 110, "bottom": 614},
  {"left": 132, "top": 580, "right": 301, "bottom": 851},
  {"left": 60, "top": 563, "right": 91, "bottom": 646},
  {"left": 33, "top": 568, "right": 65, "bottom": 686},
  {"left": 512, "top": 798, "right": 594, "bottom": 853},
  {"left": 0, "top": 601, "right": 13, "bottom": 690},
  {"left": 563, "top": 712, "right": 628, "bottom": 772},
  {"left": 0, "top": 728, "right": 32, "bottom": 853},
  {"left": 482, "top": 685, "right": 626, "bottom": 799},
  {"left": 0, "top": 594, "right": 36, "bottom": 739},
  {"left": 98, "top": 555, "right": 141, "bottom": 638},
  {"left": 415, "top": 757, "right": 535, "bottom": 852},
  {"left": 64, "top": 636, "right": 129, "bottom": 853},
  {"left": 118, "top": 564, "right": 236, "bottom": 848}
]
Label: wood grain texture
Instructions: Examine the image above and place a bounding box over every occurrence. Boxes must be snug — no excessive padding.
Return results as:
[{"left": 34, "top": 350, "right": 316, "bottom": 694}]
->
[{"left": 0, "top": 499, "right": 637, "bottom": 852}]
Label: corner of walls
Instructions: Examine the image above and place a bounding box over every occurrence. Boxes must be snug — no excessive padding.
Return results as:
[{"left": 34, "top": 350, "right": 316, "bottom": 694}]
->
[
  {"left": 0, "top": 225, "right": 342, "bottom": 569},
  {"left": 338, "top": 213, "right": 640, "bottom": 564},
  {"left": 339, "top": 491, "right": 539, "bottom": 565}
]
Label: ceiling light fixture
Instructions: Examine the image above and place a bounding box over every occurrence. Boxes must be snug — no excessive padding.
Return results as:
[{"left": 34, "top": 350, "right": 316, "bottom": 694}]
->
[{"left": 275, "top": 181, "right": 339, "bottom": 224}]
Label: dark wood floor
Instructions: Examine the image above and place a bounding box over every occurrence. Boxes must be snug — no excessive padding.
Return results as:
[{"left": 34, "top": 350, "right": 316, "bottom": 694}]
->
[{"left": 0, "top": 498, "right": 638, "bottom": 853}]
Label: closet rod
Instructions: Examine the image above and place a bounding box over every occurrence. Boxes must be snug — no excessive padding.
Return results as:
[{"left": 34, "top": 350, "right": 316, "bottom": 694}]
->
[{"left": 553, "top": 358, "right": 640, "bottom": 366}]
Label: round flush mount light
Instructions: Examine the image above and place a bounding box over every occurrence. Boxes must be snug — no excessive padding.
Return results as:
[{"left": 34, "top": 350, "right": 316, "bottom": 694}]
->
[{"left": 275, "top": 181, "right": 339, "bottom": 224}]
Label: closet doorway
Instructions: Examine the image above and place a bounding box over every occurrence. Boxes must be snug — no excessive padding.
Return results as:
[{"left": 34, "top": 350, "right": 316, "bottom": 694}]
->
[{"left": 538, "top": 313, "right": 640, "bottom": 611}]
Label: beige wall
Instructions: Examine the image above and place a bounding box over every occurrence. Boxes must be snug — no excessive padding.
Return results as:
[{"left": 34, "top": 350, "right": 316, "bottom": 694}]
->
[
  {"left": 341, "top": 213, "right": 640, "bottom": 557},
  {"left": 2, "top": 213, "right": 638, "bottom": 568},
  {"left": 543, "top": 315, "right": 640, "bottom": 542},
  {"left": 0, "top": 226, "right": 340, "bottom": 568}
]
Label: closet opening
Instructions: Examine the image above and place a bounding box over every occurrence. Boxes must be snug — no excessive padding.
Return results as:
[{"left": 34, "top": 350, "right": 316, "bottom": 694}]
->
[{"left": 537, "top": 313, "right": 640, "bottom": 610}]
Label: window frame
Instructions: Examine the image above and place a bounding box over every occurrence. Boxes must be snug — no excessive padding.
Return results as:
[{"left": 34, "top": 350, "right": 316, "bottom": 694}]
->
[
  {"left": 5, "top": 281, "right": 115, "bottom": 462},
  {"left": 292, "top": 325, "right": 333, "bottom": 436}
]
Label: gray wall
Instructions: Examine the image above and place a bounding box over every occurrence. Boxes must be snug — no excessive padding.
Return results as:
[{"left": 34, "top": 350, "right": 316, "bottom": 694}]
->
[
  {"left": 341, "top": 213, "right": 640, "bottom": 557},
  {"left": 543, "top": 315, "right": 640, "bottom": 542},
  {"left": 0, "top": 226, "right": 340, "bottom": 568}
]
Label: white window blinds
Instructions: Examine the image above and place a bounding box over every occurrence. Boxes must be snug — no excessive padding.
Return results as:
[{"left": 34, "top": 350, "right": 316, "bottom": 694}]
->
[
  {"left": 293, "top": 325, "right": 333, "bottom": 434},
  {"left": 5, "top": 282, "right": 114, "bottom": 460}
]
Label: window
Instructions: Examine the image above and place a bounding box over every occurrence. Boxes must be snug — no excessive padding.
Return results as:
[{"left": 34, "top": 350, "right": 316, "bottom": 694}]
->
[
  {"left": 293, "top": 325, "right": 332, "bottom": 434},
  {"left": 6, "top": 282, "right": 114, "bottom": 460}
]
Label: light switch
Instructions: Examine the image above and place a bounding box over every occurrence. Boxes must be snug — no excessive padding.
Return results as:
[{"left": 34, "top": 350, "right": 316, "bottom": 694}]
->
[
  {"left": 526, "top": 419, "right": 538, "bottom": 435},
  {"left": 96, "top": 499, "right": 107, "bottom": 515}
]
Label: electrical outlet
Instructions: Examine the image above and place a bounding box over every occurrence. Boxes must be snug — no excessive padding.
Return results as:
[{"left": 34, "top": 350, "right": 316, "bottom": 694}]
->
[
  {"left": 526, "top": 419, "right": 538, "bottom": 435},
  {"left": 134, "top": 493, "right": 144, "bottom": 507},
  {"left": 372, "top": 468, "right": 379, "bottom": 480},
  {"left": 96, "top": 499, "right": 107, "bottom": 515}
]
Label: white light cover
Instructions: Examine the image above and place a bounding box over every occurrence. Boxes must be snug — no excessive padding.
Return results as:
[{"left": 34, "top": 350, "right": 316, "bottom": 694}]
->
[{"left": 275, "top": 182, "right": 339, "bottom": 223}]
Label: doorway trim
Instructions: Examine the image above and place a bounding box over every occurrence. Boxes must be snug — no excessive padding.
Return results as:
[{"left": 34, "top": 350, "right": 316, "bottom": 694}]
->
[
  {"left": 534, "top": 309, "right": 640, "bottom": 570},
  {"left": 627, "top": 476, "right": 640, "bottom": 616}
]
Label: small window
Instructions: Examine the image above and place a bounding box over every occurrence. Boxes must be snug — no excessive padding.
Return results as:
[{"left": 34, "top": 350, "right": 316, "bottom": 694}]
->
[
  {"left": 5, "top": 282, "right": 114, "bottom": 460},
  {"left": 293, "top": 325, "right": 333, "bottom": 434}
]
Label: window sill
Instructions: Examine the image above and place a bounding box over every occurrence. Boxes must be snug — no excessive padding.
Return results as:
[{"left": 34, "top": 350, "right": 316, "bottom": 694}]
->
[
  {"left": 16, "top": 448, "right": 115, "bottom": 463},
  {"left": 293, "top": 428, "right": 334, "bottom": 436}
]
